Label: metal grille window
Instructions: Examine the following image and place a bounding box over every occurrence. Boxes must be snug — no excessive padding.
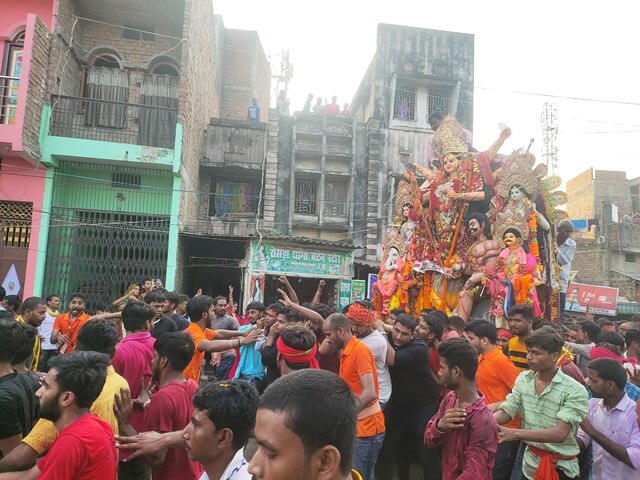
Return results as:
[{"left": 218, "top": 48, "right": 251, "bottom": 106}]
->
[
  {"left": 209, "top": 179, "right": 259, "bottom": 217},
  {"left": 0, "top": 201, "right": 32, "bottom": 248},
  {"left": 398, "top": 150, "right": 412, "bottom": 166},
  {"left": 294, "top": 179, "right": 318, "bottom": 215},
  {"left": 393, "top": 86, "right": 416, "bottom": 120},
  {"left": 325, "top": 181, "right": 348, "bottom": 217},
  {"left": 625, "top": 253, "right": 636, "bottom": 263},
  {"left": 428, "top": 89, "right": 449, "bottom": 118},
  {"left": 112, "top": 173, "right": 142, "bottom": 189}
]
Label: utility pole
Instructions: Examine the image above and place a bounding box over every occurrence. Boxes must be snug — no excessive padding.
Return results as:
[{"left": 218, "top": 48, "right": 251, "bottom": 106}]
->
[
  {"left": 270, "top": 50, "right": 293, "bottom": 103},
  {"left": 541, "top": 102, "right": 558, "bottom": 174}
]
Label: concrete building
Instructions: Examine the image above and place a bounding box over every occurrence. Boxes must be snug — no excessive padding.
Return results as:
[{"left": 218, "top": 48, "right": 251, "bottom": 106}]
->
[
  {"left": 566, "top": 168, "right": 640, "bottom": 313},
  {"left": 350, "top": 24, "right": 475, "bottom": 265},
  {"left": 0, "top": 1, "right": 55, "bottom": 298}
]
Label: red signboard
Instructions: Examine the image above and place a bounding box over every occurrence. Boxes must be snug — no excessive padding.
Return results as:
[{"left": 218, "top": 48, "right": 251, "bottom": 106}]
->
[{"left": 565, "top": 282, "right": 619, "bottom": 316}]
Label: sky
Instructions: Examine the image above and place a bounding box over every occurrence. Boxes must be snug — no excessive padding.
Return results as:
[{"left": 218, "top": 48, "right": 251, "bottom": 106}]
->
[{"left": 213, "top": 0, "right": 640, "bottom": 187}]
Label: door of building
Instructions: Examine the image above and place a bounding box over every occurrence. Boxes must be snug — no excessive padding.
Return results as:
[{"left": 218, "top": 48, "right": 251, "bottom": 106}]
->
[{"left": 0, "top": 201, "right": 32, "bottom": 296}]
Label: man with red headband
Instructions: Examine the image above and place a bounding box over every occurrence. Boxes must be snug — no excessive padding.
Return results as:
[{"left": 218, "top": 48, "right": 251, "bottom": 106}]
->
[
  {"left": 276, "top": 325, "right": 319, "bottom": 375},
  {"left": 347, "top": 302, "right": 391, "bottom": 409}
]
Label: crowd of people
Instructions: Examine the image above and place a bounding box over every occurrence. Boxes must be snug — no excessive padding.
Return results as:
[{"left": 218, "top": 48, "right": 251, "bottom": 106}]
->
[{"left": 0, "top": 275, "right": 639, "bottom": 480}]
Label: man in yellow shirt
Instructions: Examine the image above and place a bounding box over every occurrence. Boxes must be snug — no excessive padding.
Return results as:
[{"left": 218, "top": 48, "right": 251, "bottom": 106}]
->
[
  {"left": 14, "top": 297, "right": 47, "bottom": 371},
  {"left": 0, "top": 318, "right": 128, "bottom": 473}
]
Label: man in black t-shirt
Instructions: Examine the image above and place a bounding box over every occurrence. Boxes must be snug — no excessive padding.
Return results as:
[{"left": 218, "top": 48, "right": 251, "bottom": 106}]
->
[
  {"left": 376, "top": 314, "right": 441, "bottom": 480},
  {"left": 145, "top": 290, "right": 178, "bottom": 339},
  {"left": 0, "top": 319, "right": 39, "bottom": 457}
]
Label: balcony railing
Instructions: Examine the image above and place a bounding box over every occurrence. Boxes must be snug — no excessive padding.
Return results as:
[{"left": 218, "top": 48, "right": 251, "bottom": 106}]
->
[
  {"left": 50, "top": 95, "right": 177, "bottom": 149},
  {"left": 0, "top": 75, "right": 20, "bottom": 125}
]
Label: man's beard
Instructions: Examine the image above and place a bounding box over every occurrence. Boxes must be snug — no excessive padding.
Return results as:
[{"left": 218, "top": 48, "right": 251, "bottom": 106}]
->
[{"left": 40, "top": 393, "right": 62, "bottom": 422}]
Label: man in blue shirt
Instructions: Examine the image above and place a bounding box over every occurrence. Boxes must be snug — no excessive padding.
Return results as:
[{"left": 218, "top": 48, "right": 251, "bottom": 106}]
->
[
  {"left": 234, "top": 301, "right": 265, "bottom": 391},
  {"left": 248, "top": 98, "right": 260, "bottom": 122}
]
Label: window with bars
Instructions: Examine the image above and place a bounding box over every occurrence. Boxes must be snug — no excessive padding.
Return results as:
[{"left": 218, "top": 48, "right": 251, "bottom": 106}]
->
[
  {"left": 0, "top": 201, "right": 32, "bottom": 248},
  {"left": 428, "top": 89, "right": 449, "bottom": 118},
  {"left": 625, "top": 253, "right": 636, "bottom": 263},
  {"left": 209, "top": 178, "right": 259, "bottom": 217},
  {"left": 393, "top": 86, "right": 416, "bottom": 120},
  {"left": 325, "top": 181, "right": 349, "bottom": 217},
  {"left": 112, "top": 173, "right": 141, "bottom": 189},
  {"left": 294, "top": 178, "right": 318, "bottom": 215}
]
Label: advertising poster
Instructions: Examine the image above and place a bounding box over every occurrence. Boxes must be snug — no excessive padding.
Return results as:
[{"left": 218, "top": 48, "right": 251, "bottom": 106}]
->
[
  {"left": 565, "top": 282, "right": 619, "bottom": 316},
  {"left": 338, "top": 280, "right": 352, "bottom": 312},
  {"left": 351, "top": 280, "right": 366, "bottom": 302}
]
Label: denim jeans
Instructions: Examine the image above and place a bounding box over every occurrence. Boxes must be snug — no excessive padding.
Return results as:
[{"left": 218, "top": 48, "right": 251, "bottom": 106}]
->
[
  {"left": 353, "top": 432, "right": 385, "bottom": 480},
  {"left": 215, "top": 354, "right": 235, "bottom": 380}
]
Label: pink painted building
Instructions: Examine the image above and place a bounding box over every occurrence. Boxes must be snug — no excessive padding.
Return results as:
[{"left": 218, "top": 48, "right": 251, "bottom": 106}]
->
[{"left": 0, "top": 0, "right": 56, "bottom": 297}]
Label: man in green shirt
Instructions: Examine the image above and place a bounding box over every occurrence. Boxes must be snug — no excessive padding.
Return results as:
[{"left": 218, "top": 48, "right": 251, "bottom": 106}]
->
[{"left": 494, "top": 327, "right": 589, "bottom": 480}]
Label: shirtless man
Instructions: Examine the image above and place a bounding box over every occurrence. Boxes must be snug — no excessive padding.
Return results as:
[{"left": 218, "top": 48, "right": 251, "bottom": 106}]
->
[{"left": 457, "top": 213, "right": 501, "bottom": 321}]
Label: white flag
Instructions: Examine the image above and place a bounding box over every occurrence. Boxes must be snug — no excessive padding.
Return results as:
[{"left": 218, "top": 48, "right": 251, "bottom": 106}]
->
[{"left": 2, "top": 264, "right": 21, "bottom": 295}]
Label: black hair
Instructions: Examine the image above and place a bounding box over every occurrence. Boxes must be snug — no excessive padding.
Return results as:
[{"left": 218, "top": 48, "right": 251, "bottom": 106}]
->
[
  {"left": 0, "top": 320, "right": 35, "bottom": 364},
  {"left": 503, "top": 228, "right": 529, "bottom": 253},
  {"left": 20, "top": 296, "right": 45, "bottom": 315},
  {"left": 144, "top": 290, "right": 167, "bottom": 304},
  {"left": 266, "top": 303, "right": 285, "bottom": 315},
  {"left": 49, "top": 351, "right": 110, "bottom": 408},
  {"left": 68, "top": 292, "right": 87, "bottom": 303},
  {"left": 186, "top": 295, "right": 214, "bottom": 322},
  {"left": 466, "top": 212, "right": 492, "bottom": 238},
  {"left": 437, "top": 338, "right": 478, "bottom": 381},
  {"left": 122, "top": 302, "right": 155, "bottom": 332},
  {"left": 588, "top": 358, "right": 627, "bottom": 390},
  {"left": 341, "top": 303, "right": 351, "bottom": 314},
  {"left": 508, "top": 304, "right": 534, "bottom": 321},
  {"left": 578, "top": 321, "right": 601, "bottom": 343},
  {"left": 0, "top": 286, "right": 5, "bottom": 301},
  {"left": 389, "top": 308, "right": 407, "bottom": 317},
  {"left": 310, "top": 303, "right": 336, "bottom": 320},
  {"left": 279, "top": 307, "right": 302, "bottom": 324},
  {"left": 395, "top": 313, "right": 417, "bottom": 331},
  {"left": 428, "top": 110, "right": 444, "bottom": 121},
  {"left": 45, "top": 294, "right": 60, "bottom": 303},
  {"left": 279, "top": 325, "right": 317, "bottom": 370},
  {"left": 178, "top": 294, "right": 190, "bottom": 304},
  {"left": 260, "top": 369, "right": 356, "bottom": 475},
  {"left": 596, "top": 331, "right": 625, "bottom": 351},
  {"left": 165, "top": 291, "right": 180, "bottom": 308},
  {"left": 94, "top": 301, "right": 109, "bottom": 313},
  {"left": 4, "top": 295, "right": 21, "bottom": 310},
  {"left": 448, "top": 315, "right": 465, "bottom": 332},
  {"left": 154, "top": 332, "right": 195, "bottom": 371},
  {"left": 625, "top": 329, "right": 640, "bottom": 348},
  {"left": 192, "top": 380, "right": 259, "bottom": 450},
  {"left": 525, "top": 326, "right": 564, "bottom": 354},
  {"left": 212, "top": 295, "right": 227, "bottom": 305},
  {"left": 76, "top": 319, "right": 119, "bottom": 357},
  {"left": 464, "top": 319, "right": 498, "bottom": 344},
  {"left": 423, "top": 310, "right": 447, "bottom": 340},
  {"left": 246, "top": 301, "right": 266, "bottom": 312}
]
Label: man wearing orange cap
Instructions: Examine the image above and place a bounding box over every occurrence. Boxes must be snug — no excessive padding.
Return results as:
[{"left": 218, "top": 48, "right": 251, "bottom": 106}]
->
[{"left": 346, "top": 301, "right": 392, "bottom": 409}]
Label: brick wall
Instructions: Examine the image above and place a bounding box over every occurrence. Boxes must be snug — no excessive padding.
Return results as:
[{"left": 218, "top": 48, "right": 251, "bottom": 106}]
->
[
  {"left": 220, "top": 29, "right": 270, "bottom": 123},
  {"left": 22, "top": 16, "right": 51, "bottom": 158},
  {"left": 566, "top": 168, "right": 594, "bottom": 219},
  {"left": 177, "top": 0, "right": 222, "bottom": 226},
  {"left": 48, "top": 0, "right": 83, "bottom": 97},
  {"left": 572, "top": 238, "right": 607, "bottom": 286}
]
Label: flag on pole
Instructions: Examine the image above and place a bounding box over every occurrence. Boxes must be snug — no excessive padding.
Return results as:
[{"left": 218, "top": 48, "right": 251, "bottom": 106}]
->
[{"left": 2, "top": 264, "right": 22, "bottom": 295}]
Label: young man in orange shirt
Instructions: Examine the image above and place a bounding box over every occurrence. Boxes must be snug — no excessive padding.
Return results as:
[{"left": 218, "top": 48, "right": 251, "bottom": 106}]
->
[
  {"left": 50, "top": 293, "right": 91, "bottom": 354},
  {"left": 464, "top": 319, "right": 521, "bottom": 480},
  {"left": 183, "top": 296, "right": 261, "bottom": 382},
  {"left": 323, "top": 313, "right": 385, "bottom": 480}
]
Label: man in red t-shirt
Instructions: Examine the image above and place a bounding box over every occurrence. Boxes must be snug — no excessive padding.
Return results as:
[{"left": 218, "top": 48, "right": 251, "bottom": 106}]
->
[
  {"left": 114, "top": 332, "right": 203, "bottom": 480},
  {"left": 19, "top": 351, "right": 117, "bottom": 479}
]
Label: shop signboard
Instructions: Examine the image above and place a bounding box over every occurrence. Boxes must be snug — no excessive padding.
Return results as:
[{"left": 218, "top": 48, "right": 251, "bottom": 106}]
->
[
  {"left": 367, "top": 274, "right": 378, "bottom": 299},
  {"left": 351, "top": 280, "right": 366, "bottom": 302},
  {"left": 338, "top": 280, "right": 352, "bottom": 311},
  {"left": 250, "top": 242, "right": 353, "bottom": 278}
]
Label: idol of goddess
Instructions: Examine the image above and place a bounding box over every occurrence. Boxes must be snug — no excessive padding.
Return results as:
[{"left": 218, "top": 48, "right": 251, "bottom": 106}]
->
[
  {"left": 374, "top": 238, "right": 405, "bottom": 315},
  {"left": 485, "top": 228, "right": 543, "bottom": 328}
]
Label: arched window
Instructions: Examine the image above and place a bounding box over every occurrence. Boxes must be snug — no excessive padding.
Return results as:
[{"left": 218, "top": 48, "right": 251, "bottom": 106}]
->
[
  {"left": 83, "top": 50, "right": 129, "bottom": 128},
  {"left": 91, "top": 52, "right": 121, "bottom": 69},
  {"left": 1, "top": 30, "right": 25, "bottom": 124},
  {"left": 151, "top": 63, "right": 179, "bottom": 76}
]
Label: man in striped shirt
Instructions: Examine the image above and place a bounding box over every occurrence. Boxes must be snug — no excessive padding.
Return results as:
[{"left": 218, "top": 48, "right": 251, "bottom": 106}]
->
[
  {"left": 506, "top": 305, "right": 534, "bottom": 372},
  {"left": 494, "top": 327, "right": 589, "bottom": 480}
]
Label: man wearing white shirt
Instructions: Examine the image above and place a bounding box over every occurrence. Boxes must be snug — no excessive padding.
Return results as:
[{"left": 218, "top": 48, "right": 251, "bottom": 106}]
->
[
  {"left": 38, "top": 294, "right": 60, "bottom": 371},
  {"left": 557, "top": 219, "right": 577, "bottom": 320}
]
